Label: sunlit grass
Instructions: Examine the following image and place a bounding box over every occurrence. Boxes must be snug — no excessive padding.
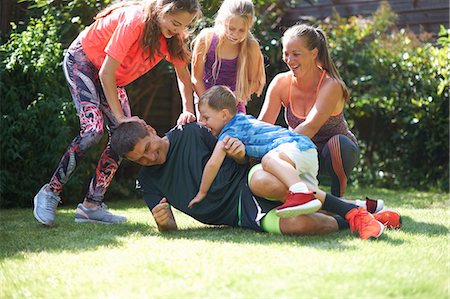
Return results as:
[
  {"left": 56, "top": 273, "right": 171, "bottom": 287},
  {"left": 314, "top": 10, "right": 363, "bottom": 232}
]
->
[{"left": 1, "top": 188, "right": 448, "bottom": 298}]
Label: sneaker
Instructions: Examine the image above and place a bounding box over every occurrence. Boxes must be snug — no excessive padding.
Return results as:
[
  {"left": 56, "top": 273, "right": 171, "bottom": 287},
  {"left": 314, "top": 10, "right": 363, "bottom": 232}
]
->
[
  {"left": 374, "top": 209, "right": 402, "bottom": 229},
  {"left": 75, "top": 203, "right": 127, "bottom": 224},
  {"left": 275, "top": 191, "right": 322, "bottom": 218},
  {"left": 355, "top": 197, "right": 384, "bottom": 214},
  {"left": 345, "top": 207, "right": 384, "bottom": 240},
  {"left": 33, "top": 184, "right": 61, "bottom": 226}
]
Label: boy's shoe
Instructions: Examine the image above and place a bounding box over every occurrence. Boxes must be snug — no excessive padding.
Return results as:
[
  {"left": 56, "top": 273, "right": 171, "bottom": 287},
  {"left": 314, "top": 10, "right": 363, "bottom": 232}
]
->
[
  {"left": 33, "top": 184, "right": 61, "bottom": 226},
  {"left": 345, "top": 207, "right": 384, "bottom": 240},
  {"left": 275, "top": 191, "right": 322, "bottom": 218},
  {"left": 374, "top": 209, "right": 402, "bottom": 229},
  {"left": 75, "top": 203, "right": 127, "bottom": 224},
  {"left": 355, "top": 197, "right": 384, "bottom": 214}
]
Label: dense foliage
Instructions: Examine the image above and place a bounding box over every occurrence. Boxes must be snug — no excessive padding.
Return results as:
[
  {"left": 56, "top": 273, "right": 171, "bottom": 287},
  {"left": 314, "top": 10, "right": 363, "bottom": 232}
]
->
[
  {"left": 322, "top": 4, "right": 449, "bottom": 190},
  {"left": 0, "top": 0, "right": 447, "bottom": 208}
]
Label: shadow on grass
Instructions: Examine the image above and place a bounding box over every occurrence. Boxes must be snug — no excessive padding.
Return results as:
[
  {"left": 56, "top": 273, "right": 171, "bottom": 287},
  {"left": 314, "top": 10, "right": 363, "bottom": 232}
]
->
[
  {"left": 158, "top": 226, "right": 369, "bottom": 250},
  {"left": 400, "top": 215, "right": 448, "bottom": 236},
  {"left": 0, "top": 210, "right": 156, "bottom": 261}
]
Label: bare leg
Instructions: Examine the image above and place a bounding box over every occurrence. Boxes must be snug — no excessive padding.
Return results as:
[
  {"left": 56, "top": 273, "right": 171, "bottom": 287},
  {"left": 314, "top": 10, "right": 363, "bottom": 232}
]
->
[
  {"left": 261, "top": 151, "right": 301, "bottom": 188},
  {"left": 280, "top": 213, "right": 338, "bottom": 235}
]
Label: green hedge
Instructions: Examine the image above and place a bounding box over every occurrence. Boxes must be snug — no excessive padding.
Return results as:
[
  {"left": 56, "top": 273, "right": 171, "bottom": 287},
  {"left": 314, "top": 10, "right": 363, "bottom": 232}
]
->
[{"left": 322, "top": 4, "right": 449, "bottom": 190}]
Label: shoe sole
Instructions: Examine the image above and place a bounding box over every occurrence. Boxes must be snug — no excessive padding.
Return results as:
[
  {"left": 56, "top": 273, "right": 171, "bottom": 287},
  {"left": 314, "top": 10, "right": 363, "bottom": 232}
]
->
[
  {"left": 33, "top": 193, "right": 54, "bottom": 226},
  {"left": 275, "top": 199, "right": 322, "bottom": 218},
  {"left": 75, "top": 218, "right": 126, "bottom": 224}
]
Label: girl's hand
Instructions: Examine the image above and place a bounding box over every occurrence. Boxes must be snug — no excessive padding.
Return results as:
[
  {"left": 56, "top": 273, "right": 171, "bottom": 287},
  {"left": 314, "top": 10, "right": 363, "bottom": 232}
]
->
[
  {"left": 177, "top": 111, "right": 196, "bottom": 125},
  {"left": 117, "top": 115, "right": 147, "bottom": 126}
]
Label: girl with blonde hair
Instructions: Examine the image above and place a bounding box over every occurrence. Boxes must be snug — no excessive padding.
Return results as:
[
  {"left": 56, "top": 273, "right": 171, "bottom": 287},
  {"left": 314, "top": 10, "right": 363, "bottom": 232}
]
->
[{"left": 191, "top": 0, "right": 265, "bottom": 114}]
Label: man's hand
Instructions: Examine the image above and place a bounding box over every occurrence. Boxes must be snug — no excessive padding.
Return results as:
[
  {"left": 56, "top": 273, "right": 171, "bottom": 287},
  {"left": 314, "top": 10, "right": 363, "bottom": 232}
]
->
[
  {"left": 222, "top": 136, "right": 247, "bottom": 164},
  {"left": 177, "top": 112, "right": 196, "bottom": 125},
  {"left": 188, "top": 192, "right": 206, "bottom": 208},
  {"left": 151, "top": 198, "right": 177, "bottom": 231}
]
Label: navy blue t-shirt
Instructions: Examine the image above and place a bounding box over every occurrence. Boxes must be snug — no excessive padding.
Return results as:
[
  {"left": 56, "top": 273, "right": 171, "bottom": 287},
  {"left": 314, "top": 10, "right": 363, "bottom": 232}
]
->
[{"left": 138, "top": 123, "right": 279, "bottom": 231}]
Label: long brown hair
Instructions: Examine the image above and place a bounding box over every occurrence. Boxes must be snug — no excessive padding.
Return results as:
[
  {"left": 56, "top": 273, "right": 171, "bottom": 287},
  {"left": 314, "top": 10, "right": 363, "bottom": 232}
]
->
[
  {"left": 282, "top": 24, "right": 350, "bottom": 102},
  {"left": 95, "top": 0, "right": 202, "bottom": 63}
]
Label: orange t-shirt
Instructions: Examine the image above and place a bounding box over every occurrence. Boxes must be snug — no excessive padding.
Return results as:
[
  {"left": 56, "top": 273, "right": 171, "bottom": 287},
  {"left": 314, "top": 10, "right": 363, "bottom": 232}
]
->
[{"left": 80, "top": 4, "right": 185, "bottom": 87}]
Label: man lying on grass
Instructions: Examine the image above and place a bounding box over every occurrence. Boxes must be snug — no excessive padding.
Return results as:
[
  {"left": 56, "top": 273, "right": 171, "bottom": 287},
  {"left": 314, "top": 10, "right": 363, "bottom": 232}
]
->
[{"left": 111, "top": 122, "right": 401, "bottom": 240}]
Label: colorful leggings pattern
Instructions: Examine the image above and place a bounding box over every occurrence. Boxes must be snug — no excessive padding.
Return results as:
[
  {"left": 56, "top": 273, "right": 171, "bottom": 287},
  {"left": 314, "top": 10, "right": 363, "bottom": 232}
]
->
[
  {"left": 48, "top": 39, "right": 131, "bottom": 203},
  {"left": 319, "top": 135, "right": 359, "bottom": 197}
]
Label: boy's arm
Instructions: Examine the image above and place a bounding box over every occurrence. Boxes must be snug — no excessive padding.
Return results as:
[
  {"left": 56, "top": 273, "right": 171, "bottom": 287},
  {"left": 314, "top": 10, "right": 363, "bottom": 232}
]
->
[{"left": 188, "top": 141, "right": 227, "bottom": 208}]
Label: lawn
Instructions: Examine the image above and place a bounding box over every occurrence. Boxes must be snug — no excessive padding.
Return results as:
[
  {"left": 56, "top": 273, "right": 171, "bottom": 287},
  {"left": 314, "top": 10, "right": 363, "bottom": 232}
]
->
[{"left": 1, "top": 187, "right": 448, "bottom": 298}]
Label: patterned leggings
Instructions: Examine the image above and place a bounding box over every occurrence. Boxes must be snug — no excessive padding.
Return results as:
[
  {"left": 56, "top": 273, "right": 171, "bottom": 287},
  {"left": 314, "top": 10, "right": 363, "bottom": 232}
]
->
[
  {"left": 319, "top": 135, "right": 359, "bottom": 197},
  {"left": 48, "top": 39, "right": 131, "bottom": 203}
]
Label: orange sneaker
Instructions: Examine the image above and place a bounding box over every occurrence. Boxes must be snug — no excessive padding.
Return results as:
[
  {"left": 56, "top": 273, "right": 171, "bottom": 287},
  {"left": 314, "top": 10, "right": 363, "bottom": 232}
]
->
[
  {"left": 374, "top": 209, "right": 402, "bottom": 229},
  {"left": 345, "top": 207, "right": 384, "bottom": 240},
  {"left": 275, "top": 191, "right": 322, "bottom": 218}
]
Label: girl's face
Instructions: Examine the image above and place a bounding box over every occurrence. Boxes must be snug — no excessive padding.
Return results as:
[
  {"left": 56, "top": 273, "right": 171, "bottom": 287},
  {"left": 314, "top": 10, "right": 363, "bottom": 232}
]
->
[
  {"left": 224, "top": 16, "right": 247, "bottom": 44},
  {"left": 198, "top": 104, "right": 228, "bottom": 136},
  {"left": 282, "top": 37, "right": 317, "bottom": 74},
  {"left": 159, "top": 11, "right": 196, "bottom": 39}
]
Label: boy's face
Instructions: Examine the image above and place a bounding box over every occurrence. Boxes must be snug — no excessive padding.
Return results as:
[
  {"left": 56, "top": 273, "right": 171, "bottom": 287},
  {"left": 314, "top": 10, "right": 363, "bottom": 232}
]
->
[{"left": 198, "top": 103, "right": 229, "bottom": 136}]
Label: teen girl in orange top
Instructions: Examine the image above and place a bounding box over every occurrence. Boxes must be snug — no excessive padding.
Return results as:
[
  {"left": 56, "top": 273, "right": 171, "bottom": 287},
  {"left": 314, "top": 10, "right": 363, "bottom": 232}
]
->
[
  {"left": 258, "top": 24, "right": 359, "bottom": 198},
  {"left": 33, "top": 0, "right": 201, "bottom": 226}
]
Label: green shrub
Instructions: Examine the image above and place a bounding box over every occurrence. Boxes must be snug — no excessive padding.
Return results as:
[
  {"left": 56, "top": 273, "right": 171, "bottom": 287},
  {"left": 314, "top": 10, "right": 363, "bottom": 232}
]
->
[
  {"left": 323, "top": 3, "right": 449, "bottom": 190},
  {"left": 0, "top": 13, "right": 120, "bottom": 208}
]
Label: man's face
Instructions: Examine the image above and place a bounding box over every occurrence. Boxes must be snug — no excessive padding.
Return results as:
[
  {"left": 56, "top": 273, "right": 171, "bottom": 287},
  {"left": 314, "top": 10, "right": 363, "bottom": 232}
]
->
[
  {"left": 126, "top": 130, "right": 167, "bottom": 166},
  {"left": 198, "top": 104, "right": 228, "bottom": 136}
]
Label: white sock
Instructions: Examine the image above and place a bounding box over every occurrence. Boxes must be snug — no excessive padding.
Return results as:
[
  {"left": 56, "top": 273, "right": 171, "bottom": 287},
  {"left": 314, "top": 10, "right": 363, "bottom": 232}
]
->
[
  {"left": 289, "top": 182, "right": 308, "bottom": 193},
  {"left": 355, "top": 199, "right": 366, "bottom": 209}
]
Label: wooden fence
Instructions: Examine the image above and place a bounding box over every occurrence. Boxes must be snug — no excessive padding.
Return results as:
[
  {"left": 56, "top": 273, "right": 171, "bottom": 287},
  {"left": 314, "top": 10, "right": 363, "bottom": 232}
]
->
[{"left": 282, "top": 0, "right": 449, "bottom": 35}]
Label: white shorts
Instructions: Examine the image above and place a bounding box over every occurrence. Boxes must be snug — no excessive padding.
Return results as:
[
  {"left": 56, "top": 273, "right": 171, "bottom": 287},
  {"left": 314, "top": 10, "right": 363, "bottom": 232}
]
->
[{"left": 270, "top": 143, "right": 319, "bottom": 189}]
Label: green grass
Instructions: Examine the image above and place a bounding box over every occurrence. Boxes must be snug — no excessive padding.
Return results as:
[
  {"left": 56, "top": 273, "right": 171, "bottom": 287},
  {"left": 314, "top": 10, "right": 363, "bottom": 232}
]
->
[{"left": 1, "top": 187, "right": 449, "bottom": 298}]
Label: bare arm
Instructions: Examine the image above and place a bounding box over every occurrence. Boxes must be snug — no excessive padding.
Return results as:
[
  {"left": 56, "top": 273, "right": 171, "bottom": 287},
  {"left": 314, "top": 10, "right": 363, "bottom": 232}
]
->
[
  {"left": 247, "top": 40, "right": 265, "bottom": 97},
  {"left": 99, "top": 55, "right": 145, "bottom": 124},
  {"left": 151, "top": 197, "right": 178, "bottom": 232},
  {"left": 188, "top": 141, "right": 227, "bottom": 208},
  {"left": 174, "top": 64, "right": 196, "bottom": 125},
  {"left": 293, "top": 79, "right": 343, "bottom": 138},
  {"left": 258, "top": 74, "right": 285, "bottom": 124},
  {"left": 191, "top": 31, "right": 207, "bottom": 98}
]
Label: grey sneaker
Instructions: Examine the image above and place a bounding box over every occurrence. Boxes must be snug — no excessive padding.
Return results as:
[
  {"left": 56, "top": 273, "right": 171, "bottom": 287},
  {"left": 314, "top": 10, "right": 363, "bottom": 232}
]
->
[
  {"left": 33, "top": 184, "right": 61, "bottom": 226},
  {"left": 75, "top": 203, "right": 127, "bottom": 224}
]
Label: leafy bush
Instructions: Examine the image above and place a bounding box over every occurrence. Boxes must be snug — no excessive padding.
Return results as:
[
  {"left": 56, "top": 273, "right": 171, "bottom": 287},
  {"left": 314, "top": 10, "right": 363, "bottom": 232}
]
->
[
  {"left": 323, "top": 3, "right": 449, "bottom": 190},
  {"left": 0, "top": 13, "right": 119, "bottom": 208}
]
